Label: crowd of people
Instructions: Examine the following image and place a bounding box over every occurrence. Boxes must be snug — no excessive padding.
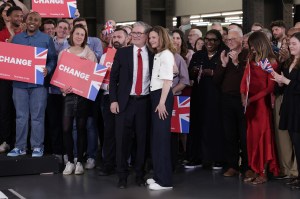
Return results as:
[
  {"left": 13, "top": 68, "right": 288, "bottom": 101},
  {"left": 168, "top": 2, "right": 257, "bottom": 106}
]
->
[{"left": 1, "top": 0, "right": 300, "bottom": 191}]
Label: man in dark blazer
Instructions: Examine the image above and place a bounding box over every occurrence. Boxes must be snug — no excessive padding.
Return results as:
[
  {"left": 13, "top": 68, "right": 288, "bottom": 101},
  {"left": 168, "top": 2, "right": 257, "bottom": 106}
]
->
[{"left": 109, "top": 21, "right": 153, "bottom": 189}]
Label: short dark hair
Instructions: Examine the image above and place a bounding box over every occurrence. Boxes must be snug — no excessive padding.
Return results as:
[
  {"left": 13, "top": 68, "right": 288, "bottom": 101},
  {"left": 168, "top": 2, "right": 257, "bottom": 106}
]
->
[
  {"left": 40, "top": 19, "right": 56, "bottom": 32},
  {"left": 270, "top": 20, "right": 286, "bottom": 29},
  {"left": 6, "top": 6, "right": 22, "bottom": 17},
  {"left": 57, "top": 19, "right": 70, "bottom": 29},
  {"left": 73, "top": 17, "right": 86, "bottom": 26},
  {"left": 114, "top": 27, "right": 128, "bottom": 36},
  {"left": 68, "top": 24, "right": 88, "bottom": 48}
]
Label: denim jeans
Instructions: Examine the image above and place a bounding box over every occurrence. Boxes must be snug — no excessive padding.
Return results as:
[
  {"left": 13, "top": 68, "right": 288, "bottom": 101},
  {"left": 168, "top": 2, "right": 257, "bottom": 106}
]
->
[{"left": 13, "top": 87, "right": 47, "bottom": 150}]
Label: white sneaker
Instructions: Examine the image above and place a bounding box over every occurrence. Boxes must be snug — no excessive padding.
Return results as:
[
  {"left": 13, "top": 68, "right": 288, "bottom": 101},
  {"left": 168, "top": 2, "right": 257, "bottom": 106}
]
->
[
  {"left": 146, "top": 178, "right": 156, "bottom": 185},
  {"left": 0, "top": 142, "right": 10, "bottom": 153},
  {"left": 75, "top": 162, "right": 84, "bottom": 175},
  {"left": 149, "top": 182, "right": 173, "bottom": 191},
  {"left": 85, "top": 158, "right": 95, "bottom": 169},
  {"left": 63, "top": 162, "right": 75, "bottom": 175}
]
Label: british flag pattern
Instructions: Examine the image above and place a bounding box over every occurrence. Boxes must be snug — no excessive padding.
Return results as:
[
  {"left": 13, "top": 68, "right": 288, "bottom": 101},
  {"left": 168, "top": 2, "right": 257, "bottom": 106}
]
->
[
  {"left": 87, "top": 63, "right": 108, "bottom": 101},
  {"left": 257, "top": 58, "right": 273, "bottom": 73},
  {"left": 34, "top": 47, "right": 48, "bottom": 85},
  {"left": 67, "top": 1, "right": 77, "bottom": 18},
  {"left": 171, "top": 96, "right": 190, "bottom": 134}
]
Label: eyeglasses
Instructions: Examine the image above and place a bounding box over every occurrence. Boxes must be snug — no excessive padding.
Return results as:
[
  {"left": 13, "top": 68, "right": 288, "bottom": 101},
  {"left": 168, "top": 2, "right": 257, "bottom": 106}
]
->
[
  {"left": 204, "top": 38, "right": 218, "bottom": 43},
  {"left": 227, "top": 38, "right": 237, "bottom": 43},
  {"left": 130, "top": 32, "right": 145, "bottom": 37}
]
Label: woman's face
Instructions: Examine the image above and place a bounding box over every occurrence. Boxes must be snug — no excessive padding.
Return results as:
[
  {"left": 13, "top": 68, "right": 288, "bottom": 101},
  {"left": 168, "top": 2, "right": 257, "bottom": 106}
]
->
[
  {"left": 289, "top": 37, "right": 300, "bottom": 58},
  {"left": 149, "top": 31, "right": 160, "bottom": 50},
  {"left": 195, "top": 39, "right": 204, "bottom": 51},
  {"left": 204, "top": 33, "right": 219, "bottom": 52},
  {"left": 172, "top": 32, "right": 182, "bottom": 50},
  {"left": 72, "top": 28, "right": 85, "bottom": 47}
]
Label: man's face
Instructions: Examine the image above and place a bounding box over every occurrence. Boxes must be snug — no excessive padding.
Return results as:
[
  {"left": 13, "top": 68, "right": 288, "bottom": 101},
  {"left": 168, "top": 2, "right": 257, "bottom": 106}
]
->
[
  {"left": 227, "top": 31, "right": 242, "bottom": 50},
  {"left": 272, "top": 26, "right": 285, "bottom": 40},
  {"left": 211, "top": 24, "right": 223, "bottom": 35},
  {"left": 112, "top": 30, "right": 127, "bottom": 49},
  {"left": 43, "top": 23, "right": 55, "bottom": 37},
  {"left": 74, "top": 20, "right": 88, "bottom": 34},
  {"left": 26, "top": 13, "right": 41, "bottom": 33},
  {"left": 9, "top": 10, "right": 23, "bottom": 28},
  {"left": 56, "top": 22, "right": 69, "bottom": 39},
  {"left": 188, "top": 29, "right": 200, "bottom": 47},
  {"left": 130, "top": 25, "right": 147, "bottom": 48}
]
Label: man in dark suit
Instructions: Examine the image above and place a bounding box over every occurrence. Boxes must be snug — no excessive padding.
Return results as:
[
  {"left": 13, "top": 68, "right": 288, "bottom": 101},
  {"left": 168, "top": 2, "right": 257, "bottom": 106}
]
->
[{"left": 109, "top": 21, "right": 153, "bottom": 189}]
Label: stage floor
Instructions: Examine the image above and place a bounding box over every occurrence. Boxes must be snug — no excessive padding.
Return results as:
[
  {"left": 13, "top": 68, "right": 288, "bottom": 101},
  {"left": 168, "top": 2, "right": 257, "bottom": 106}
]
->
[{"left": 0, "top": 167, "right": 299, "bottom": 199}]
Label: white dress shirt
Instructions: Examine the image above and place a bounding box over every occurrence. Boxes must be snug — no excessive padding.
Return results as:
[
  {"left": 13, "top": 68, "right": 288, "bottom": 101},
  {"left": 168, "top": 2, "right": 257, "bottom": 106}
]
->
[
  {"left": 150, "top": 49, "right": 174, "bottom": 91},
  {"left": 130, "top": 45, "right": 150, "bottom": 95}
]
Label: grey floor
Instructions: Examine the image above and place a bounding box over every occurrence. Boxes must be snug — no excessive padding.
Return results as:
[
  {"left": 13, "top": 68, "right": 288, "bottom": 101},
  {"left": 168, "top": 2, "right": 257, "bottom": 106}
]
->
[{"left": 1, "top": 168, "right": 300, "bottom": 199}]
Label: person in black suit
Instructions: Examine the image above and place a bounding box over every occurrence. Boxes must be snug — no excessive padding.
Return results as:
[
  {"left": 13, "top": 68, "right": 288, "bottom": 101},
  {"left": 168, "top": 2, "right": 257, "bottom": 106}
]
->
[{"left": 109, "top": 21, "right": 153, "bottom": 189}]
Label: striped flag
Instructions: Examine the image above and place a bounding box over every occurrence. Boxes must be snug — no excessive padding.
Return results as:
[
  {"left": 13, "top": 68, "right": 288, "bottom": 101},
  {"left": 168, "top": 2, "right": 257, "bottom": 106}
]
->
[
  {"left": 257, "top": 58, "right": 273, "bottom": 73},
  {"left": 244, "top": 60, "right": 251, "bottom": 113}
]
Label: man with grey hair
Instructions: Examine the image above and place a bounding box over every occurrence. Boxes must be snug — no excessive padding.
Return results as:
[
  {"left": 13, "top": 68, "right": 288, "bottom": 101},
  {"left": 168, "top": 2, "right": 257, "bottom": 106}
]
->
[
  {"left": 213, "top": 28, "right": 251, "bottom": 178},
  {"left": 109, "top": 21, "right": 153, "bottom": 189},
  {"left": 188, "top": 28, "right": 202, "bottom": 49},
  {"left": 211, "top": 22, "right": 223, "bottom": 35}
]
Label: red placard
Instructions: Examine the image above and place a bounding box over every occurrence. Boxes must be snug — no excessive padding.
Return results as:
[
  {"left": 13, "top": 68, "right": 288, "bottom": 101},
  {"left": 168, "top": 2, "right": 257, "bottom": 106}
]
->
[
  {"left": 101, "top": 48, "right": 116, "bottom": 90},
  {"left": 50, "top": 51, "right": 108, "bottom": 101},
  {"left": 0, "top": 42, "right": 47, "bottom": 85},
  {"left": 32, "top": 0, "right": 77, "bottom": 18},
  {"left": 171, "top": 96, "right": 190, "bottom": 134}
]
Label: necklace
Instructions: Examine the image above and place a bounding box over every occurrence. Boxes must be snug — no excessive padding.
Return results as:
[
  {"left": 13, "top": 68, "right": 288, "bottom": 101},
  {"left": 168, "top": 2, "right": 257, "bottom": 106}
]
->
[{"left": 208, "top": 51, "right": 217, "bottom": 58}]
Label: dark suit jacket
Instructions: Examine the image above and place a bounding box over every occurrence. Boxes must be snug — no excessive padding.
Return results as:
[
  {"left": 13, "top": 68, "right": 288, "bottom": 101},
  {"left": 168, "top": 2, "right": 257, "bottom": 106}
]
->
[{"left": 109, "top": 45, "right": 154, "bottom": 112}]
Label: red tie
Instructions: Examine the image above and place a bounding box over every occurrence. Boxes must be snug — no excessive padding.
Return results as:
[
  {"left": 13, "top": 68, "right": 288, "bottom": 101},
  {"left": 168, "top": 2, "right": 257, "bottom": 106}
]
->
[{"left": 135, "top": 48, "right": 143, "bottom": 95}]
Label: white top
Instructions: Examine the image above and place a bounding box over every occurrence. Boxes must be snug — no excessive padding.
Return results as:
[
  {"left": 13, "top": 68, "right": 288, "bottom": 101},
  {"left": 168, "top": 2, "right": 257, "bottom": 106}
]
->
[
  {"left": 130, "top": 45, "right": 150, "bottom": 95},
  {"left": 150, "top": 49, "right": 174, "bottom": 91},
  {"left": 99, "top": 53, "right": 109, "bottom": 95}
]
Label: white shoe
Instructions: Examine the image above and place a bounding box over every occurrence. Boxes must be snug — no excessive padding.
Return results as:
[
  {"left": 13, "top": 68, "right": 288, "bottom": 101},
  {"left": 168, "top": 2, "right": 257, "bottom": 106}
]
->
[
  {"left": 63, "top": 162, "right": 75, "bottom": 175},
  {"left": 85, "top": 158, "right": 95, "bottom": 169},
  {"left": 149, "top": 182, "right": 173, "bottom": 191},
  {"left": 75, "top": 162, "right": 84, "bottom": 175},
  {"left": 146, "top": 178, "right": 156, "bottom": 185},
  {"left": 0, "top": 142, "right": 10, "bottom": 153}
]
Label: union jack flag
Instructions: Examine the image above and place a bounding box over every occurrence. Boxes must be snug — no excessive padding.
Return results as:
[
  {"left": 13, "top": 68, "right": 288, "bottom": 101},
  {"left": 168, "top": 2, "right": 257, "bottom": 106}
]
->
[
  {"left": 244, "top": 61, "right": 250, "bottom": 113},
  {"left": 104, "top": 21, "right": 114, "bottom": 36},
  {"left": 171, "top": 96, "right": 190, "bottom": 134},
  {"left": 34, "top": 47, "right": 48, "bottom": 85},
  {"left": 67, "top": 1, "right": 77, "bottom": 19},
  {"left": 87, "top": 63, "right": 108, "bottom": 100},
  {"left": 257, "top": 58, "right": 273, "bottom": 73}
]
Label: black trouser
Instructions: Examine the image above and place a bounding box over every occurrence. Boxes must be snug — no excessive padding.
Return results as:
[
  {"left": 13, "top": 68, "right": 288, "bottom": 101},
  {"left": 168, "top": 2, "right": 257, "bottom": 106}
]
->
[
  {"left": 94, "top": 91, "right": 104, "bottom": 153},
  {"left": 0, "top": 80, "right": 15, "bottom": 146},
  {"left": 63, "top": 117, "right": 87, "bottom": 163},
  {"left": 45, "top": 94, "right": 63, "bottom": 154},
  {"left": 222, "top": 94, "right": 248, "bottom": 171},
  {"left": 101, "top": 94, "right": 116, "bottom": 170},
  {"left": 115, "top": 95, "right": 150, "bottom": 180},
  {"left": 289, "top": 131, "right": 300, "bottom": 178},
  {"left": 151, "top": 89, "right": 173, "bottom": 187}
]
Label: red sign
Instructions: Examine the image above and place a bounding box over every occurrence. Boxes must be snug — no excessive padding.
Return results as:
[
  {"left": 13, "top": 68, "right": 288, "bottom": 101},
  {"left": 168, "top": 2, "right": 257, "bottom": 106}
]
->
[
  {"left": 171, "top": 96, "right": 190, "bottom": 134},
  {"left": 0, "top": 42, "right": 48, "bottom": 85},
  {"left": 50, "top": 51, "right": 108, "bottom": 101},
  {"left": 32, "top": 0, "right": 77, "bottom": 18},
  {"left": 101, "top": 48, "right": 116, "bottom": 90}
]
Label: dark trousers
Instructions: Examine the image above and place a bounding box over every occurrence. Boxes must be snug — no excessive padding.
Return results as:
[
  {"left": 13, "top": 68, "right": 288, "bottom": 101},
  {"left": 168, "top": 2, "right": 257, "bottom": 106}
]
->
[
  {"left": 115, "top": 96, "right": 150, "bottom": 180},
  {"left": 101, "top": 94, "right": 116, "bottom": 170},
  {"left": 222, "top": 94, "right": 248, "bottom": 171},
  {"left": 0, "top": 80, "right": 15, "bottom": 146},
  {"left": 45, "top": 94, "right": 63, "bottom": 154},
  {"left": 289, "top": 132, "right": 300, "bottom": 178},
  {"left": 151, "top": 89, "right": 173, "bottom": 187}
]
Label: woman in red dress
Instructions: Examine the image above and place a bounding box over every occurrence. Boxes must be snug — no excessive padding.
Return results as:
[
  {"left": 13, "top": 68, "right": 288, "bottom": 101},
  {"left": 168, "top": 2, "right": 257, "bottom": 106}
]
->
[{"left": 240, "top": 31, "right": 279, "bottom": 184}]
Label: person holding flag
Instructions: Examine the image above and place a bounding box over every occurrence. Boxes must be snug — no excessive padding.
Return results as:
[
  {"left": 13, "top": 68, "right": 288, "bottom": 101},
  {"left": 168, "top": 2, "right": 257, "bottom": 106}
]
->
[{"left": 240, "top": 31, "right": 279, "bottom": 184}]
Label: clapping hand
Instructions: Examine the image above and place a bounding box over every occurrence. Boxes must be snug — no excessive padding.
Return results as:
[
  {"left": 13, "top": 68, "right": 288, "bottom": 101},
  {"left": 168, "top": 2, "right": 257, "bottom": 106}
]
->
[{"left": 220, "top": 50, "right": 229, "bottom": 67}]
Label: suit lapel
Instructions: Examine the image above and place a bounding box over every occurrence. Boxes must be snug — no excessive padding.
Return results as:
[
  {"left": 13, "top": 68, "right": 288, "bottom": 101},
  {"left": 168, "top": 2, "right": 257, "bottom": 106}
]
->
[{"left": 128, "top": 45, "right": 134, "bottom": 80}]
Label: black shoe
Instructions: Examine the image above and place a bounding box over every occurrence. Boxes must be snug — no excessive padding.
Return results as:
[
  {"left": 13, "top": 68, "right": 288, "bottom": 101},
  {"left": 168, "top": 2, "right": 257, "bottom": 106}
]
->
[
  {"left": 118, "top": 178, "right": 127, "bottom": 189},
  {"left": 136, "top": 177, "right": 146, "bottom": 187},
  {"left": 98, "top": 168, "right": 115, "bottom": 176},
  {"left": 286, "top": 179, "right": 300, "bottom": 185}
]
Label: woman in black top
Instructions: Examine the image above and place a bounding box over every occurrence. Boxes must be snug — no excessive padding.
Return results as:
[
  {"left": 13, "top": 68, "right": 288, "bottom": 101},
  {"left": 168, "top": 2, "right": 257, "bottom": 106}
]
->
[{"left": 272, "top": 32, "right": 300, "bottom": 188}]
